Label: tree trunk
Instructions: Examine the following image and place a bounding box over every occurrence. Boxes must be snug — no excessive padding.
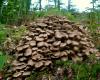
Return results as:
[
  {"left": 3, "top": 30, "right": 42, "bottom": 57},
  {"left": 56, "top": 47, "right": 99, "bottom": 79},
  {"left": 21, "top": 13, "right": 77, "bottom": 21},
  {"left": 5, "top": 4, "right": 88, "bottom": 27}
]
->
[
  {"left": 39, "top": 0, "right": 42, "bottom": 11},
  {"left": 57, "top": 0, "right": 60, "bottom": 10},
  {"left": 54, "top": 0, "right": 57, "bottom": 8},
  {"left": 0, "top": 0, "right": 4, "bottom": 10},
  {"left": 68, "top": 0, "right": 71, "bottom": 11}
]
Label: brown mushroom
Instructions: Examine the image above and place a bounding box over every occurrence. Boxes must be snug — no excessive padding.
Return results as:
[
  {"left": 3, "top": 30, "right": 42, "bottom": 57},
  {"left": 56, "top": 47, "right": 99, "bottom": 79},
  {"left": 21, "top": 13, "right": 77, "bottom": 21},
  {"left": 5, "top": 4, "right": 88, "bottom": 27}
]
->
[
  {"left": 25, "top": 36, "right": 32, "bottom": 41},
  {"left": 35, "top": 36, "right": 44, "bottom": 41},
  {"left": 53, "top": 52, "right": 61, "bottom": 57},
  {"left": 27, "top": 59, "right": 35, "bottom": 66},
  {"left": 19, "top": 57, "right": 27, "bottom": 62},
  {"left": 24, "top": 48, "right": 32, "bottom": 56},
  {"left": 60, "top": 43, "right": 66, "bottom": 48},
  {"left": 55, "top": 30, "right": 63, "bottom": 39},
  {"left": 32, "top": 54, "right": 43, "bottom": 60},
  {"left": 44, "top": 60, "right": 52, "bottom": 66},
  {"left": 66, "top": 40, "right": 72, "bottom": 45},
  {"left": 22, "top": 71, "right": 31, "bottom": 76},
  {"left": 32, "top": 47, "right": 38, "bottom": 51},
  {"left": 37, "top": 23, "right": 47, "bottom": 27},
  {"left": 35, "top": 61, "right": 44, "bottom": 68},
  {"left": 37, "top": 42, "right": 47, "bottom": 47},
  {"left": 29, "top": 41, "right": 36, "bottom": 46},
  {"left": 13, "top": 72, "right": 22, "bottom": 78},
  {"left": 60, "top": 51, "right": 68, "bottom": 57},
  {"left": 53, "top": 41, "right": 61, "bottom": 47},
  {"left": 61, "top": 57, "right": 68, "bottom": 61},
  {"left": 72, "top": 41, "right": 79, "bottom": 46}
]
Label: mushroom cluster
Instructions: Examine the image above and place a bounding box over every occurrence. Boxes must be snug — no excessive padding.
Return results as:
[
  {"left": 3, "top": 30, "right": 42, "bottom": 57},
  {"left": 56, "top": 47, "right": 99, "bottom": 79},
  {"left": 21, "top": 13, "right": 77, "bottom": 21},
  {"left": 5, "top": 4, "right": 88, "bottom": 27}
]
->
[{"left": 7, "top": 16, "right": 97, "bottom": 79}]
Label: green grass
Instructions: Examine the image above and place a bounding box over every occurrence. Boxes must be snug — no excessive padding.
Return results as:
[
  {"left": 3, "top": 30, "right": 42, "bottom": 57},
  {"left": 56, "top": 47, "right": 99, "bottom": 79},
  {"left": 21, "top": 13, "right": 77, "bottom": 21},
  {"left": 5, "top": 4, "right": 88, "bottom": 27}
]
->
[
  {"left": 0, "top": 24, "right": 9, "bottom": 45},
  {"left": 0, "top": 51, "right": 8, "bottom": 70},
  {"left": 54, "top": 59, "right": 100, "bottom": 80},
  {"left": 10, "top": 25, "right": 27, "bottom": 43}
]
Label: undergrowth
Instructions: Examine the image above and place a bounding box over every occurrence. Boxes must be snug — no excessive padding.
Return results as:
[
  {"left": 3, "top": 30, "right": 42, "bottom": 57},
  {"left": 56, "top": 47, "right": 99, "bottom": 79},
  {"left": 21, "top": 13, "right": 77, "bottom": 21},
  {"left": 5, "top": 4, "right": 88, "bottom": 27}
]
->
[{"left": 0, "top": 51, "right": 8, "bottom": 71}]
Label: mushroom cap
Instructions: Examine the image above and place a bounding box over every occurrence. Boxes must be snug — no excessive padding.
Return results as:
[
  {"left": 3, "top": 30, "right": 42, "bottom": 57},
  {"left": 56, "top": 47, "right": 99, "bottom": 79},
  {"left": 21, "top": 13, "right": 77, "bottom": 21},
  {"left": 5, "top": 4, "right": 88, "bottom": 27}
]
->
[
  {"left": 72, "top": 41, "right": 79, "bottom": 46},
  {"left": 37, "top": 23, "right": 47, "bottom": 27},
  {"left": 32, "top": 53, "right": 43, "bottom": 60},
  {"left": 24, "top": 48, "right": 32, "bottom": 56},
  {"left": 19, "top": 57, "right": 27, "bottom": 62},
  {"left": 61, "top": 57, "right": 68, "bottom": 61},
  {"left": 53, "top": 41, "right": 61, "bottom": 47},
  {"left": 55, "top": 30, "right": 63, "bottom": 39},
  {"left": 44, "top": 60, "right": 52, "bottom": 66},
  {"left": 27, "top": 59, "right": 35, "bottom": 66},
  {"left": 35, "top": 61, "right": 44, "bottom": 68},
  {"left": 35, "top": 36, "right": 44, "bottom": 41},
  {"left": 13, "top": 72, "right": 22, "bottom": 77},
  {"left": 53, "top": 52, "right": 61, "bottom": 57},
  {"left": 60, "top": 43, "right": 66, "bottom": 48},
  {"left": 37, "top": 42, "right": 48, "bottom": 48},
  {"left": 29, "top": 41, "right": 36, "bottom": 46},
  {"left": 22, "top": 71, "right": 31, "bottom": 76},
  {"left": 66, "top": 40, "right": 72, "bottom": 45}
]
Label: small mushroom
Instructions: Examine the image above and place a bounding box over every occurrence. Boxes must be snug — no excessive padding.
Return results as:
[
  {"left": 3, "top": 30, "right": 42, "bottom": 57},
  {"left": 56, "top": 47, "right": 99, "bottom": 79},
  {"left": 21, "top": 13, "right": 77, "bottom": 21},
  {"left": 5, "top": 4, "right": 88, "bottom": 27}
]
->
[
  {"left": 44, "top": 60, "right": 52, "bottom": 66},
  {"left": 39, "top": 34, "right": 48, "bottom": 38},
  {"left": 53, "top": 52, "right": 61, "bottom": 57},
  {"left": 16, "top": 45, "right": 29, "bottom": 51},
  {"left": 66, "top": 40, "right": 72, "bottom": 45},
  {"left": 15, "top": 53, "right": 23, "bottom": 57},
  {"left": 13, "top": 72, "right": 22, "bottom": 77},
  {"left": 80, "top": 41, "right": 87, "bottom": 45},
  {"left": 60, "top": 51, "right": 68, "bottom": 57},
  {"left": 25, "top": 36, "right": 32, "bottom": 41},
  {"left": 77, "top": 53, "right": 83, "bottom": 57},
  {"left": 22, "top": 45, "right": 30, "bottom": 49},
  {"left": 29, "top": 41, "right": 36, "bottom": 46},
  {"left": 69, "top": 33, "right": 75, "bottom": 38},
  {"left": 72, "top": 41, "right": 79, "bottom": 46},
  {"left": 32, "top": 54, "right": 43, "bottom": 60},
  {"left": 27, "top": 59, "right": 35, "bottom": 66},
  {"left": 37, "top": 23, "right": 47, "bottom": 27},
  {"left": 73, "top": 47, "right": 79, "bottom": 51},
  {"left": 32, "top": 51, "right": 37, "bottom": 55},
  {"left": 47, "top": 37, "right": 55, "bottom": 43},
  {"left": 55, "top": 30, "right": 63, "bottom": 39},
  {"left": 22, "top": 71, "right": 31, "bottom": 76},
  {"left": 19, "top": 57, "right": 27, "bottom": 62},
  {"left": 72, "top": 55, "right": 82, "bottom": 62},
  {"left": 14, "top": 65, "right": 26, "bottom": 70},
  {"left": 24, "top": 48, "right": 32, "bottom": 56},
  {"left": 16, "top": 46, "right": 23, "bottom": 51},
  {"left": 61, "top": 57, "right": 68, "bottom": 61},
  {"left": 60, "top": 43, "right": 66, "bottom": 48},
  {"left": 28, "top": 32, "right": 35, "bottom": 36},
  {"left": 35, "top": 61, "right": 43, "bottom": 68},
  {"left": 35, "top": 36, "right": 44, "bottom": 41},
  {"left": 53, "top": 41, "right": 61, "bottom": 47},
  {"left": 12, "top": 60, "right": 24, "bottom": 66},
  {"left": 37, "top": 42, "right": 46, "bottom": 47},
  {"left": 36, "top": 28, "right": 43, "bottom": 32},
  {"left": 32, "top": 47, "right": 38, "bottom": 51},
  {"left": 50, "top": 46, "right": 59, "bottom": 52}
]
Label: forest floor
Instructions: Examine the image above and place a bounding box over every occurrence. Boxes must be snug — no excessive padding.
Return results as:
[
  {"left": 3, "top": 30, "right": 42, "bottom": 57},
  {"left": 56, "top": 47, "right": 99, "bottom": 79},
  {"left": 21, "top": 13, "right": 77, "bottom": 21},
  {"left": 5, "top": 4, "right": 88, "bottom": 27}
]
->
[{"left": 0, "top": 15, "right": 100, "bottom": 80}]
